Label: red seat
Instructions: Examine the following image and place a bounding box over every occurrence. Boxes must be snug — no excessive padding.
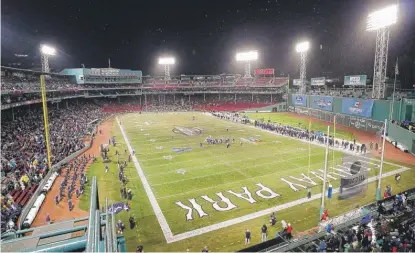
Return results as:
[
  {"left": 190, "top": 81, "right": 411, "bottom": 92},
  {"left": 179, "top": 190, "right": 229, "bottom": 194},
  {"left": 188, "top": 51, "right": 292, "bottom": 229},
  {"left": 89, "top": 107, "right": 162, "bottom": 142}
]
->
[
  {"left": 21, "top": 194, "right": 31, "bottom": 206},
  {"left": 30, "top": 184, "right": 38, "bottom": 193},
  {"left": 10, "top": 189, "right": 16, "bottom": 196},
  {"left": 16, "top": 188, "right": 29, "bottom": 204},
  {"left": 13, "top": 189, "right": 22, "bottom": 201}
]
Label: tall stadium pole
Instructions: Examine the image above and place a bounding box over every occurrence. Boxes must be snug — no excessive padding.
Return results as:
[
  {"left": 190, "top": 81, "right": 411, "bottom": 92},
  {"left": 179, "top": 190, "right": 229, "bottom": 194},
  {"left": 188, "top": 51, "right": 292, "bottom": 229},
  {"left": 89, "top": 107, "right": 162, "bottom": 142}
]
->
[
  {"left": 371, "top": 28, "right": 389, "bottom": 99},
  {"left": 320, "top": 126, "right": 330, "bottom": 220},
  {"left": 158, "top": 57, "right": 175, "bottom": 81},
  {"left": 376, "top": 119, "right": 388, "bottom": 200},
  {"left": 40, "top": 75, "right": 53, "bottom": 169},
  {"left": 390, "top": 58, "right": 398, "bottom": 120},
  {"left": 164, "top": 64, "right": 170, "bottom": 80},
  {"left": 244, "top": 61, "right": 251, "bottom": 78},
  {"left": 236, "top": 51, "right": 258, "bottom": 78},
  {"left": 367, "top": 5, "right": 398, "bottom": 99},
  {"left": 296, "top": 41, "right": 309, "bottom": 94},
  {"left": 39, "top": 45, "right": 56, "bottom": 169},
  {"left": 41, "top": 55, "right": 50, "bottom": 73}
]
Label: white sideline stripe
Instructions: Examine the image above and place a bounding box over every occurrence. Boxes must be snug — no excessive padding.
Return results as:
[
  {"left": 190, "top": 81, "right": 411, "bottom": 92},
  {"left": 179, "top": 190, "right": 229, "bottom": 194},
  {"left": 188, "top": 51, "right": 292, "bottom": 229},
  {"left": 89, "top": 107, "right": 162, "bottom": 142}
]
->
[
  {"left": 116, "top": 118, "right": 174, "bottom": 242},
  {"left": 168, "top": 166, "right": 410, "bottom": 243}
]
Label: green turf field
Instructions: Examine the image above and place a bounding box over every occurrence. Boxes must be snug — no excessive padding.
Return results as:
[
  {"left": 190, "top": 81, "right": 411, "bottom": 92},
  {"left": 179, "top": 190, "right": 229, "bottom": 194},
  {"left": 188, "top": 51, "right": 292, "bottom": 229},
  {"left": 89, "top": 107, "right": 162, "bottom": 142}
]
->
[
  {"left": 244, "top": 112, "right": 355, "bottom": 140},
  {"left": 79, "top": 112, "right": 415, "bottom": 252}
]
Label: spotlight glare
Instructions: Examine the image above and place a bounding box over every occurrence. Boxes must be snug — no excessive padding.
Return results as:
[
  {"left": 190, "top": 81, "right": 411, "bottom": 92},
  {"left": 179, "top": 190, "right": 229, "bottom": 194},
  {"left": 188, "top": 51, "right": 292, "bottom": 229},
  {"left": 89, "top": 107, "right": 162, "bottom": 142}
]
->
[
  {"left": 367, "top": 4, "right": 398, "bottom": 31},
  {"left": 158, "top": 57, "right": 175, "bottom": 65},
  {"left": 40, "top": 45, "right": 56, "bottom": 56},
  {"left": 296, "top": 41, "right": 310, "bottom": 53},
  {"left": 236, "top": 51, "right": 258, "bottom": 61}
]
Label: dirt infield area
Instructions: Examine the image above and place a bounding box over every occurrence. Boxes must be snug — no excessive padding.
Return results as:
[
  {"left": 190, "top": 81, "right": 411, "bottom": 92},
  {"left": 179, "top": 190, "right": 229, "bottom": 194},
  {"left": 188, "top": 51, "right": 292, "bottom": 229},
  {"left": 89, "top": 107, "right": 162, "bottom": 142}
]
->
[
  {"left": 287, "top": 112, "right": 415, "bottom": 165},
  {"left": 31, "top": 119, "right": 113, "bottom": 227}
]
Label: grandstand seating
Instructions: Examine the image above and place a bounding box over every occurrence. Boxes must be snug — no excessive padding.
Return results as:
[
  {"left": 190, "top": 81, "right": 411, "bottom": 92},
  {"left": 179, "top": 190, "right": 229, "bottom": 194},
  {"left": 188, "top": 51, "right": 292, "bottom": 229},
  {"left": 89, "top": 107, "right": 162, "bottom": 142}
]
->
[
  {"left": 193, "top": 102, "right": 272, "bottom": 111},
  {"left": 102, "top": 105, "right": 142, "bottom": 113},
  {"left": 252, "top": 77, "right": 273, "bottom": 86},
  {"left": 235, "top": 78, "right": 254, "bottom": 86}
]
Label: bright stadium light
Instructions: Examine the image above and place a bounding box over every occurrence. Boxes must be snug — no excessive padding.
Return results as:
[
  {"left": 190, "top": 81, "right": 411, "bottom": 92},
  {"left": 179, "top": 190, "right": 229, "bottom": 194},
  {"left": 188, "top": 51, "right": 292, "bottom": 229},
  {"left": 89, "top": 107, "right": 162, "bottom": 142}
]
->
[
  {"left": 367, "top": 5, "right": 398, "bottom": 31},
  {"left": 158, "top": 57, "right": 175, "bottom": 65},
  {"left": 295, "top": 41, "right": 310, "bottom": 93},
  {"left": 295, "top": 41, "right": 310, "bottom": 53},
  {"left": 235, "top": 51, "right": 258, "bottom": 62},
  {"left": 158, "top": 57, "right": 175, "bottom": 80},
  {"left": 236, "top": 50, "right": 258, "bottom": 77},
  {"left": 40, "top": 44, "right": 56, "bottom": 73},
  {"left": 367, "top": 4, "right": 398, "bottom": 99}
]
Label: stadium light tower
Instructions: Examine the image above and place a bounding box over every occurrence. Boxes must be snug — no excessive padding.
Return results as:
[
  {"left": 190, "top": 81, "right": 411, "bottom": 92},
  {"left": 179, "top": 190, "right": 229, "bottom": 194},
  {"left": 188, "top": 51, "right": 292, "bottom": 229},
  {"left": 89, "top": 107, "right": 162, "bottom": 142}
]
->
[
  {"left": 236, "top": 51, "right": 258, "bottom": 78},
  {"left": 40, "top": 45, "right": 56, "bottom": 73},
  {"left": 158, "top": 57, "right": 175, "bottom": 81},
  {"left": 367, "top": 4, "right": 398, "bottom": 99},
  {"left": 296, "top": 41, "right": 310, "bottom": 94}
]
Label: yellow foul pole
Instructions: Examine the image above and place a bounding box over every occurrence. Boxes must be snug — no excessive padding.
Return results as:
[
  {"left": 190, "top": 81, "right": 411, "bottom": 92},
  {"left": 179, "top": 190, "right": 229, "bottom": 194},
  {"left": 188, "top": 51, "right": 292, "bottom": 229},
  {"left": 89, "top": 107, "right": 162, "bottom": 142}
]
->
[
  {"left": 40, "top": 75, "right": 53, "bottom": 169},
  {"left": 332, "top": 115, "right": 336, "bottom": 172}
]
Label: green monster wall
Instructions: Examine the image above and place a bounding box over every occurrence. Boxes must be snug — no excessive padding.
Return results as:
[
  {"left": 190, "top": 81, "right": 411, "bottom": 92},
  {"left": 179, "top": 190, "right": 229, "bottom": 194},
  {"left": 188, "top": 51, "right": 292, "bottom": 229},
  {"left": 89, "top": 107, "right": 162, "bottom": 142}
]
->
[{"left": 288, "top": 94, "right": 415, "bottom": 122}]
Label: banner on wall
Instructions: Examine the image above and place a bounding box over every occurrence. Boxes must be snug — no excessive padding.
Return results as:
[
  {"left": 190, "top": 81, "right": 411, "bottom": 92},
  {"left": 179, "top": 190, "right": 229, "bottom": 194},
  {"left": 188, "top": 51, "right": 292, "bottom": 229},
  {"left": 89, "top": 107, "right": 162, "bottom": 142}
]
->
[
  {"left": 311, "top": 77, "right": 326, "bottom": 86},
  {"left": 311, "top": 96, "right": 333, "bottom": 111},
  {"left": 349, "top": 116, "right": 367, "bottom": 130},
  {"left": 341, "top": 98, "right": 374, "bottom": 118},
  {"left": 292, "top": 94, "right": 307, "bottom": 107},
  {"left": 293, "top": 79, "right": 303, "bottom": 86},
  {"left": 344, "top": 75, "right": 367, "bottom": 86},
  {"left": 255, "top": 68, "right": 274, "bottom": 75}
]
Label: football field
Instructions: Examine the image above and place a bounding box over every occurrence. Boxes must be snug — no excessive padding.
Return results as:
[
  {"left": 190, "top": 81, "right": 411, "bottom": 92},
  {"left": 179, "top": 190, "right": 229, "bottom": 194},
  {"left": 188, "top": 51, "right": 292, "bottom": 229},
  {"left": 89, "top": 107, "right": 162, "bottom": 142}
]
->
[{"left": 80, "top": 112, "right": 415, "bottom": 251}]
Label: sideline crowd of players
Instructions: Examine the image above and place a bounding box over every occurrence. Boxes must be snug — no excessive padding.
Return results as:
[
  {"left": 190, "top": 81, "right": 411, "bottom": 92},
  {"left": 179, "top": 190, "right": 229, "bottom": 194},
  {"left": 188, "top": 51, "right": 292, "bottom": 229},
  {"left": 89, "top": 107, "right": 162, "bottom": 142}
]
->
[{"left": 212, "top": 112, "right": 368, "bottom": 154}]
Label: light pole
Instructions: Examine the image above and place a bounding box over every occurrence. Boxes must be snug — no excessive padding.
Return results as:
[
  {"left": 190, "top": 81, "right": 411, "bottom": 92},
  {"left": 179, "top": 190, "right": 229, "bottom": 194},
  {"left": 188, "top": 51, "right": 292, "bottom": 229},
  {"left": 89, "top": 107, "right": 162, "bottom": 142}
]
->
[
  {"left": 367, "top": 4, "right": 398, "bottom": 99},
  {"left": 40, "top": 45, "right": 56, "bottom": 73},
  {"left": 296, "top": 41, "right": 310, "bottom": 94},
  {"left": 158, "top": 57, "right": 175, "bottom": 81},
  {"left": 236, "top": 51, "right": 258, "bottom": 78}
]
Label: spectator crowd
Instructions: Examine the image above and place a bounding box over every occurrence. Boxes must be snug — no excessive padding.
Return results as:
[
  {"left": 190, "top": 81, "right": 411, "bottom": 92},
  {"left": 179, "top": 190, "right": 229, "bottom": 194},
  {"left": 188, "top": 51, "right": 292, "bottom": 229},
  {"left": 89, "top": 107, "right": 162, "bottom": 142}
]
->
[{"left": 1, "top": 101, "right": 107, "bottom": 233}]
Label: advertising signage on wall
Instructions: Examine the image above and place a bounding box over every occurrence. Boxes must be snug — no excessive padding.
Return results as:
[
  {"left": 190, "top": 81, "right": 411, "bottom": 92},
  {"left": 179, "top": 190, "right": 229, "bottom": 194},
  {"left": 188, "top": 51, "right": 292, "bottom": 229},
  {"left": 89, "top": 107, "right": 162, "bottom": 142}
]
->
[
  {"left": 311, "top": 77, "right": 326, "bottom": 86},
  {"left": 310, "top": 96, "right": 333, "bottom": 111},
  {"left": 292, "top": 94, "right": 307, "bottom": 107},
  {"left": 293, "top": 79, "right": 303, "bottom": 86},
  {"left": 289, "top": 106, "right": 382, "bottom": 133},
  {"left": 344, "top": 75, "right": 367, "bottom": 86},
  {"left": 341, "top": 98, "right": 374, "bottom": 118},
  {"left": 255, "top": 68, "right": 274, "bottom": 75}
]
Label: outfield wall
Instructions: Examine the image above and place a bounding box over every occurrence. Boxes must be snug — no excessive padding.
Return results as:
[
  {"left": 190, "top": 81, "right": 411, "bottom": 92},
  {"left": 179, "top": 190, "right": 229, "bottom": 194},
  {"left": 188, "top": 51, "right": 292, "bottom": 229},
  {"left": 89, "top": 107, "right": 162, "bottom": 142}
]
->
[
  {"left": 287, "top": 106, "right": 384, "bottom": 133},
  {"left": 288, "top": 94, "right": 415, "bottom": 129},
  {"left": 387, "top": 122, "right": 415, "bottom": 155},
  {"left": 244, "top": 102, "right": 287, "bottom": 112}
]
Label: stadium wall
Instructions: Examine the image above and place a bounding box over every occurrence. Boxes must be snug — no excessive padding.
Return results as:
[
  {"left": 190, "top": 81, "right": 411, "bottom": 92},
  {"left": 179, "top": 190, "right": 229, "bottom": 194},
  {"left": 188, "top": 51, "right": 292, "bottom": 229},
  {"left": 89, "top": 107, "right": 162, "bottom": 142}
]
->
[
  {"left": 289, "top": 94, "right": 415, "bottom": 123},
  {"left": 244, "top": 102, "right": 287, "bottom": 112},
  {"left": 387, "top": 121, "right": 415, "bottom": 155}
]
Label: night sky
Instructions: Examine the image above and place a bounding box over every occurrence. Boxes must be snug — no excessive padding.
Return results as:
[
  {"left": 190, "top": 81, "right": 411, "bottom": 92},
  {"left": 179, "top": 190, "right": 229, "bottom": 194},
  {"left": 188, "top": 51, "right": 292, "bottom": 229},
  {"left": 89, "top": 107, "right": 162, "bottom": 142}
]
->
[{"left": 2, "top": 0, "right": 415, "bottom": 83}]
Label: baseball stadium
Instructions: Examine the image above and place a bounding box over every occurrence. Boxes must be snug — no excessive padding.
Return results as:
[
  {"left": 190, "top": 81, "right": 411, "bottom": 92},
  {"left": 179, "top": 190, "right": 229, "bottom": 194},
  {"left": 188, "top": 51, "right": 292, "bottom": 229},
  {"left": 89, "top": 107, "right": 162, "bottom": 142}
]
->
[{"left": 2, "top": 2, "right": 415, "bottom": 253}]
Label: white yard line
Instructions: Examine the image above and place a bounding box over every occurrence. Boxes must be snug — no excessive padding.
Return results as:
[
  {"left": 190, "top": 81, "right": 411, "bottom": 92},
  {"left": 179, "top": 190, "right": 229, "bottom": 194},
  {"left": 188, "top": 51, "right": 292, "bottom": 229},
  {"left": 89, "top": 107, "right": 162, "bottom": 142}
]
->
[
  {"left": 168, "top": 166, "right": 410, "bottom": 243},
  {"left": 116, "top": 118, "right": 174, "bottom": 243},
  {"left": 150, "top": 149, "right": 330, "bottom": 186},
  {"left": 157, "top": 156, "right": 345, "bottom": 200}
]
